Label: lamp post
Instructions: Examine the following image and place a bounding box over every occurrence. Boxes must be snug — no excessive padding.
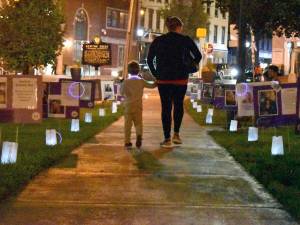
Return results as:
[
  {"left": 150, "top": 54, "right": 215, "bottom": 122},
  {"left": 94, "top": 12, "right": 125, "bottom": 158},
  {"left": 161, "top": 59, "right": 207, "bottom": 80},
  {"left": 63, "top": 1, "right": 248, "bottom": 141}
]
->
[{"left": 123, "top": 0, "right": 138, "bottom": 79}]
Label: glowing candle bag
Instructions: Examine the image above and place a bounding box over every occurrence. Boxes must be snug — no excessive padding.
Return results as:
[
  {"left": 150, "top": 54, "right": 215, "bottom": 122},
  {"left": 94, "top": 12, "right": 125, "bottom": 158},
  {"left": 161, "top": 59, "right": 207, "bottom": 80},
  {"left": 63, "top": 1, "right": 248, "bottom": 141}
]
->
[
  {"left": 46, "top": 129, "right": 58, "bottom": 146},
  {"left": 229, "top": 120, "right": 238, "bottom": 132},
  {"left": 206, "top": 113, "right": 213, "bottom": 124},
  {"left": 85, "top": 113, "right": 92, "bottom": 123},
  {"left": 1, "top": 142, "right": 18, "bottom": 164},
  {"left": 112, "top": 102, "right": 118, "bottom": 114},
  {"left": 197, "top": 105, "right": 202, "bottom": 113},
  {"left": 71, "top": 119, "right": 80, "bottom": 132},
  {"left": 99, "top": 108, "right": 105, "bottom": 117},
  {"left": 208, "top": 108, "right": 214, "bottom": 116},
  {"left": 192, "top": 102, "right": 198, "bottom": 109},
  {"left": 271, "top": 136, "right": 284, "bottom": 155},
  {"left": 248, "top": 127, "right": 258, "bottom": 142}
]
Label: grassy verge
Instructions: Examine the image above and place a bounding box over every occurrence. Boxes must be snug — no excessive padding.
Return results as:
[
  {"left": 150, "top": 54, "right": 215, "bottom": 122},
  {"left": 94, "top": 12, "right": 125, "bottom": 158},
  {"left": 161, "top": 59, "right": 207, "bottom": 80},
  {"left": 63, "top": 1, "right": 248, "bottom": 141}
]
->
[
  {"left": 186, "top": 99, "right": 300, "bottom": 221},
  {"left": 0, "top": 102, "right": 123, "bottom": 201}
]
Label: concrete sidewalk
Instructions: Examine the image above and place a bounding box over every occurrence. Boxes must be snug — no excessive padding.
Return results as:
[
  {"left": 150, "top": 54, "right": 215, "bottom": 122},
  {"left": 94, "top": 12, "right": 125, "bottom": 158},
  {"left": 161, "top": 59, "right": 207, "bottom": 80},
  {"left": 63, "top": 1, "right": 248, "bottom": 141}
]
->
[{"left": 0, "top": 90, "right": 298, "bottom": 225}]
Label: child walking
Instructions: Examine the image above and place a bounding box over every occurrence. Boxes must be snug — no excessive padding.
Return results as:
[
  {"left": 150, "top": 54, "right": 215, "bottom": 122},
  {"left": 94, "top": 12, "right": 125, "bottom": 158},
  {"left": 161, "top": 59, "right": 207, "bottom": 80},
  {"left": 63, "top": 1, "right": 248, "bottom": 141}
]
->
[{"left": 121, "top": 61, "right": 157, "bottom": 149}]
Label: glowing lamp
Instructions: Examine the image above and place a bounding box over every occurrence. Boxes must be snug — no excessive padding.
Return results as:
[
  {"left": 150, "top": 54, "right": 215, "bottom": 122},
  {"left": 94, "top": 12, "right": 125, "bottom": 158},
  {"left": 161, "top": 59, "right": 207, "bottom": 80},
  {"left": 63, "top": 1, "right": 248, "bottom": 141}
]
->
[
  {"left": 71, "top": 119, "right": 80, "bottom": 132},
  {"left": 85, "top": 113, "right": 93, "bottom": 123},
  {"left": 190, "top": 99, "right": 195, "bottom": 103},
  {"left": 271, "top": 136, "right": 284, "bottom": 155},
  {"left": 248, "top": 127, "right": 258, "bottom": 142},
  {"left": 99, "top": 108, "right": 106, "bottom": 117},
  {"left": 229, "top": 120, "right": 238, "bottom": 132},
  {"left": 1, "top": 142, "right": 18, "bottom": 164}
]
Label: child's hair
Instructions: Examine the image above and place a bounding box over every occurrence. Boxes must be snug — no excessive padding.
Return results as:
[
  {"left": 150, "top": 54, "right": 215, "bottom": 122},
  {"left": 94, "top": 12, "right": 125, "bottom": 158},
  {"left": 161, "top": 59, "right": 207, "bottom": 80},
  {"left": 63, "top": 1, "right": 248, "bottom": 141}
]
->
[
  {"left": 165, "top": 16, "right": 183, "bottom": 32},
  {"left": 128, "top": 60, "right": 140, "bottom": 75}
]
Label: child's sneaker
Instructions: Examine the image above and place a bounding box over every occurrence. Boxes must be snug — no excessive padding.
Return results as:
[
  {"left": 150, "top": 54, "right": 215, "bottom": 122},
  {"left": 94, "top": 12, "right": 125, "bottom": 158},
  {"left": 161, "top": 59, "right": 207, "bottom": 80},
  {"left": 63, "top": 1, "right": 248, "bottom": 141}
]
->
[
  {"left": 125, "top": 143, "right": 133, "bottom": 150},
  {"left": 136, "top": 135, "right": 142, "bottom": 148},
  {"left": 160, "top": 139, "right": 173, "bottom": 148},
  {"left": 172, "top": 133, "right": 182, "bottom": 144}
]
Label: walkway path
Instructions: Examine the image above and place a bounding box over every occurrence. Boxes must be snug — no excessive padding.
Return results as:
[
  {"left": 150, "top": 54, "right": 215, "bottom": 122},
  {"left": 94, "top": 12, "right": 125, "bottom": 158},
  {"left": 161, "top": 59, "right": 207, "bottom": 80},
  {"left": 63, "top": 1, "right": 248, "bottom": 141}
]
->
[{"left": 0, "top": 90, "right": 298, "bottom": 225}]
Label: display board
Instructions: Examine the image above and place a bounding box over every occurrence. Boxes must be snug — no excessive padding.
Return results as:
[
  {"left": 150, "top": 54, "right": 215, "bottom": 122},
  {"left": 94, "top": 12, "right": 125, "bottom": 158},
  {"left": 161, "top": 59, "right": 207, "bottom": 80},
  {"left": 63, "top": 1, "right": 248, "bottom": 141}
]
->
[
  {"left": 0, "top": 76, "right": 42, "bottom": 123},
  {"left": 253, "top": 83, "right": 298, "bottom": 127}
]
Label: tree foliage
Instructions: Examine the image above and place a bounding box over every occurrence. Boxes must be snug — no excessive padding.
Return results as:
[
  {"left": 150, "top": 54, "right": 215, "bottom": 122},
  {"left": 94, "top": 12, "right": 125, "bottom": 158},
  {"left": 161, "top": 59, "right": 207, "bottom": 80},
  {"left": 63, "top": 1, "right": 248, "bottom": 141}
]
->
[
  {"left": 215, "top": 0, "right": 300, "bottom": 38},
  {"left": 161, "top": 0, "right": 208, "bottom": 39},
  {"left": 0, "top": 0, "right": 64, "bottom": 74}
]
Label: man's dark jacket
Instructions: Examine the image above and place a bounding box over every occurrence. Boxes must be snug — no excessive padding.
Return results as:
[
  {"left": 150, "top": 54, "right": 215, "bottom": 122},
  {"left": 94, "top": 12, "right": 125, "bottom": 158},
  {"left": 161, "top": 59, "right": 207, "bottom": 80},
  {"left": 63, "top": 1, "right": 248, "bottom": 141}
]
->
[{"left": 147, "top": 32, "right": 202, "bottom": 81}]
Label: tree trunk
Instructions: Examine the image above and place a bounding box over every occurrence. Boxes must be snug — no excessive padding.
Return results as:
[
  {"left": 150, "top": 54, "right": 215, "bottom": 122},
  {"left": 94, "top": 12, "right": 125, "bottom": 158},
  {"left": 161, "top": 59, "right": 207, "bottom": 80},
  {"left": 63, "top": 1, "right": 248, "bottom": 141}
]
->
[
  {"left": 237, "top": 0, "right": 247, "bottom": 83},
  {"left": 22, "top": 64, "right": 30, "bottom": 75}
]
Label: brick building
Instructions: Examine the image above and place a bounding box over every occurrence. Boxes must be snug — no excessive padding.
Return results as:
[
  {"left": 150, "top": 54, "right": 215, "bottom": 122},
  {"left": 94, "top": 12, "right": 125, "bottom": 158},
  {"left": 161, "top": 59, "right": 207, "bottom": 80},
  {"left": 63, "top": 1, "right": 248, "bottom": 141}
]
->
[{"left": 56, "top": 0, "right": 138, "bottom": 76}]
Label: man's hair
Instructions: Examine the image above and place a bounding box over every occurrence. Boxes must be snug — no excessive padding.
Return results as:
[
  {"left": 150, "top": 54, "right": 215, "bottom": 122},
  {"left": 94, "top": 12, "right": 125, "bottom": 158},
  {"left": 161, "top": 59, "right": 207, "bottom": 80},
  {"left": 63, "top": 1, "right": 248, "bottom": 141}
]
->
[
  {"left": 268, "top": 65, "right": 279, "bottom": 74},
  {"left": 128, "top": 60, "right": 140, "bottom": 75},
  {"left": 165, "top": 16, "right": 183, "bottom": 32}
]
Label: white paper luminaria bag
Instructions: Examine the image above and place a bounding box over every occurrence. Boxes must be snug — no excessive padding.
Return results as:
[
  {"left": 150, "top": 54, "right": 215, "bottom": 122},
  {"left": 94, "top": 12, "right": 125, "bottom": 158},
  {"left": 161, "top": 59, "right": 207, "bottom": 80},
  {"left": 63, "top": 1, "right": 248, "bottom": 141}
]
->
[
  {"left": 271, "top": 136, "right": 284, "bottom": 155},
  {"left": 71, "top": 119, "right": 80, "bottom": 132},
  {"left": 1, "top": 141, "right": 18, "bottom": 164},
  {"left": 248, "top": 127, "right": 258, "bottom": 142},
  {"left": 229, "top": 120, "right": 238, "bottom": 132}
]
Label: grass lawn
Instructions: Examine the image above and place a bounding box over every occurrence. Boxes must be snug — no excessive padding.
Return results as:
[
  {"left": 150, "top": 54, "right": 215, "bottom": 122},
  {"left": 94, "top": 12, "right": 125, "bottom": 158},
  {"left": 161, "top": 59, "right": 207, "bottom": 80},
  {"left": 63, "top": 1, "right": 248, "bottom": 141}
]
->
[
  {"left": 185, "top": 99, "right": 300, "bottom": 222},
  {"left": 0, "top": 102, "right": 123, "bottom": 201}
]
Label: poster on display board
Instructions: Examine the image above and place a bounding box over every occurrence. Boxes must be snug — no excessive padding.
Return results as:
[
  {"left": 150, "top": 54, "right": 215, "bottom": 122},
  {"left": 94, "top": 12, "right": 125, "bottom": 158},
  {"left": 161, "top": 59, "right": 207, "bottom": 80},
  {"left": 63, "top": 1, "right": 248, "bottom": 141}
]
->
[
  {"left": 101, "top": 80, "right": 115, "bottom": 100},
  {"left": 47, "top": 82, "right": 80, "bottom": 119},
  {"left": 0, "top": 76, "right": 42, "bottom": 123},
  {"left": 202, "top": 83, "right": 214, "bottom": 103},
  {"left": 60, "top": 79, "right": 95, "bottom": 108},
  {"left": 253, "top": 83, "right": 298, "bottom": 127},
  {"left": 213, "top": 84, "right": 237, "bottom": 110},
  {"left": 236, "top": 83, "right": 254, "bottom": 117}
]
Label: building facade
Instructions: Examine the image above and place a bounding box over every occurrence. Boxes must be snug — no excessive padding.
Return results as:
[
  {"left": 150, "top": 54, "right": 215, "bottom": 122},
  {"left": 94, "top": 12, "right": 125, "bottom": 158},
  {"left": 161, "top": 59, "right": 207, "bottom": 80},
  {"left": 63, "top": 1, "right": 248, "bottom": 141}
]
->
[
  {"left": 57, "top": 0, "right": 136, "bottom": 76},
  {"left": 204, "top": 2, "right": 229, "bottom": 64}
]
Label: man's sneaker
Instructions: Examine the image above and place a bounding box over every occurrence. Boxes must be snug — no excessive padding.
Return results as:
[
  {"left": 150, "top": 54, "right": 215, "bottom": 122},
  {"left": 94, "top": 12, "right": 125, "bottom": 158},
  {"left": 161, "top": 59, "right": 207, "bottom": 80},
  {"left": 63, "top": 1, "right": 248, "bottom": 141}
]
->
[
  {"left": 172, "top": 133, "right": 182, "bottom": 145},
  {"left": 160, "top": 139, "right": 173, "bottom": 148},
  {"left": 125, "top": 143, "right": 133, "bottom": 150},
  {"left": 136, "top": 135, "right": 142, "bottom": 148}
]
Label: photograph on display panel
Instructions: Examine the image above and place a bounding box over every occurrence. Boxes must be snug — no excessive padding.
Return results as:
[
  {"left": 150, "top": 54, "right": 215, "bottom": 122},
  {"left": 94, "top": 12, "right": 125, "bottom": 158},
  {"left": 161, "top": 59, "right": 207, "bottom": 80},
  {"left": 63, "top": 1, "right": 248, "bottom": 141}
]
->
[
  {"left": 0, "top": 78, "right": 7, "bottom": 108},
  {"left": 225, "top": 90, "right": 237, "bottom": 106},
  {"left": 214, "top": 85, "right": 225, "bottom": 98},
  {"left": 101, "top": 81, "right": 115, "bottom": 100},
  {"left": 48, "top": 96, "right": 65, "bottom": 118},
  {"left": 202, "top": 83, "right": 213, "bottom": 99},
  {"left": 258, "top": 90, "right": 278, "bottom": 116}
]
